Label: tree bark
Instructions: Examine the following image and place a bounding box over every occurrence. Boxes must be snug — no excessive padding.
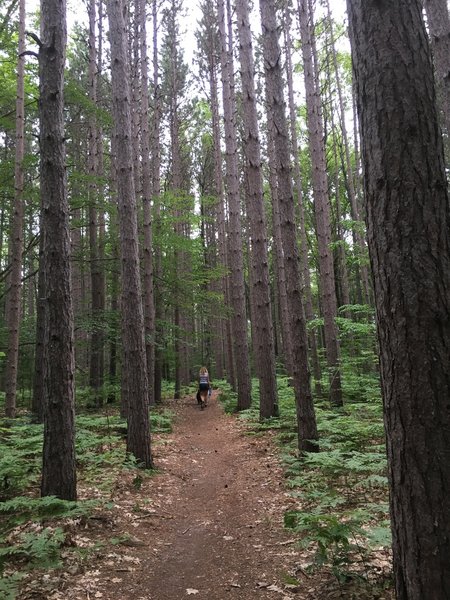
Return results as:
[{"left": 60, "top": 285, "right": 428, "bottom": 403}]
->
[
  {"left": 139, "top": 0, "right": 156, "bottom": 404},
  {"left": 297, "top": 0, "right": 343, "bottom": 406},
  {"left": 236, "top": 0, "right": 278, "bottom": 419},
  {"left": 4, "top": 0, "right": 26, "bottom": 418},
  {"left": 218, "top": 0, "right": 252, "bottom": 410},
  {"left": 259, "top": 0, "right": 319, "bottom": 452},
  {"left": 39, "top": 0, "right": 77, "bottom": 500},
  {"left": 151, "top": 0, "right": 163, "bottom": 405},
  {"left": 88, "top": 0, "right": 104, "bottom": 407},
  {"left": 107, "top": 0, "right": 152, "bottom": 468},
  {"left": 348, "top": 1, "right": 450, "bottom": 597},
  {"left": 283, "top": 4, "right": 322, "bottom": 395}
]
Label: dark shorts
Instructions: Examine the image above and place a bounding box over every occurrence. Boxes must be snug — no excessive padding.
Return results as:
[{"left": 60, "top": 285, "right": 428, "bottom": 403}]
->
[{"left": 199, "top": 383, "right": 209, "bottom": 391}]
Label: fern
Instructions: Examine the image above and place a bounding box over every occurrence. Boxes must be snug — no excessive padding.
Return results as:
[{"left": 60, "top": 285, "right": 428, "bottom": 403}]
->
[
  {"left": 0, "top": 496, "right": 96, "bottom": 535},
  {"left": 0, "top": 572, "right": 23, "bottom": 600},
  {"left": 0, "top": 528, "right": 65, "bottom": 570}
]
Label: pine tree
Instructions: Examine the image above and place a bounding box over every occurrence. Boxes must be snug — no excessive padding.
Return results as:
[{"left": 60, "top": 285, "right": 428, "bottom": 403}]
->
[
  {"left": 107, "top": 0, "right": 152, "bottom": 467},
  {"left": 348, "top": 1, "right": 450, "bottom": 596},
  {"left": 39, "top": 0, "right": 77, "bottom": 500},
  {"left": 236, "top": 0, "right": 278, "bottom": 419}
]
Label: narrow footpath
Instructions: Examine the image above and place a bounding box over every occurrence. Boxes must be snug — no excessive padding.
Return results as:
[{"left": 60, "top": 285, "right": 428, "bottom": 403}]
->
[
  {"left": 98, "top": 392, "right": 304, "bottom": 600},
  {"left": 24, "top": 393, "right": 316, "bottom": 600}
]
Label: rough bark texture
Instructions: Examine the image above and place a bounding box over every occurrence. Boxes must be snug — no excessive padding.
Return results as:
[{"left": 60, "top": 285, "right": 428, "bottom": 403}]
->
[
  {"left": 32, "top": 231, "right": 45, "bottom": 423},
  {"left": 283, "top": 6, "right": 322, "bottom": 394},
  {"left": 88, "top": 0, "right": 104, "bottom": 406},
  {"left": 4, "top": 0, "right": 26, "bottom": 418},
  {"left": 107, "top": 0, "right": 152, "bottom": 468},
  {"left": 259, "top": 0, "right": 318, "bottom": 452},
  {"left": 164, "top": 0, "right": 184, "bottom": 400},
  {"left": 298, "top": 0, "right": 342, "bottom": 406},
  {"left": 348, "top": 1, "right": 450, "bottom": 597},
  {"left": 236, "top": 0, "right": 278, "bottom": 419},
  {"left": 218, "top": 0, "right": 252, "bottom": 410},
  {"left": 201, "top": 0, "right": 226, "bottom": 380},
  {"left": 267, "top": 135, "right": 293, "bottom": 377},
  {"left": 139, "top": 0, "right": 156, "bottom": 404},
  {"left": 39, "top": 0, "right": 77, "bottom": 500},
  {"left": 151, "top": 0, "right": 163, "bottom": 405}
]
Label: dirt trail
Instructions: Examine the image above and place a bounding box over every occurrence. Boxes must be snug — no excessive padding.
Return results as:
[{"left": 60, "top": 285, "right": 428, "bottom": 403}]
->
[
  {"left": 18, "top": 393, "right": 310, "bottom": 600},
  {"left": 95, "top": 393, "right": 303, "bottom": 600}
]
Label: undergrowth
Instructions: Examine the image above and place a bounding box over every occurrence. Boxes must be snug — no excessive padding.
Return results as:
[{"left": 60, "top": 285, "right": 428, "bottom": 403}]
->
[
  {"left": 0, "top": 390, "right": 175, "bottom": 599},
  {"left": 219, "top": 367, "right": 392, "bottom": 595}
]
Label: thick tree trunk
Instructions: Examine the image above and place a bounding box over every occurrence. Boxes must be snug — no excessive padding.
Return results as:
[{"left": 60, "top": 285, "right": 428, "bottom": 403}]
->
[
  {"left": 218, "top": 0, "right": 252, "bottom": 410},
  {"left": 39, "top": 0, "right": 77, "bottom": 500},
  {"left": 259, "top": 0, "right": 319, "bottom": 452},
  {"left": 107, "top": 0, "right": 152, "bottom": 468},
  {"left": 4, "top": 0, "right": 26, "bottom": 418},
  {"left": 348, "top": 1, "right": 450, "bottom": 598}
]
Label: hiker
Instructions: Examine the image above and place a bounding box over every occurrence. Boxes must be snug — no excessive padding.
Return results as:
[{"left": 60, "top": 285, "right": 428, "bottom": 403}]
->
[{"left": 197, "top": 366, "right": 211, "bottom": 405}]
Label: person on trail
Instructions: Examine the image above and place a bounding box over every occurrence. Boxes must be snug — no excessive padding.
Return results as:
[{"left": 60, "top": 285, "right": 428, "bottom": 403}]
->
[{"left": 197, "top": 366, "right": 211, "bottom": 404}]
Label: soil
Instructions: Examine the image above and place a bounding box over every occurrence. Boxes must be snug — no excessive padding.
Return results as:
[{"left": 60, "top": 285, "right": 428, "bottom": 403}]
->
[{"left": 17, "top": 392, "right": 393, "bottom": 600}]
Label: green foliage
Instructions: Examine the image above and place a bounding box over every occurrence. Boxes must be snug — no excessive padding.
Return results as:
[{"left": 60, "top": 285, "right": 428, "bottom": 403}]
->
[
  {"left": 0, "top": 572, "right": 23, "bottom": 600},
  {"left": 216, "top": 379, "right": 238, "bottom": 414},
  {"left": 0, "top": 400, "right": 175, "bottom": 593},
  {"left": 0, "top": 496, "right": 97, "bottom": 595},
  {"left": 0, "top": 527, "right": 66, "bottom": 569},
  {"left": 0, "top": 422, "right": 43, "bottom": 499},
  {"left": 234, "top": 371, "right": 390, "bottom": 587},
  {"left": 0, "top": 496, "right": 95, "bottom": 536},
  {"left": 284, "top": 510, "right": 369, "bottom": 582}
]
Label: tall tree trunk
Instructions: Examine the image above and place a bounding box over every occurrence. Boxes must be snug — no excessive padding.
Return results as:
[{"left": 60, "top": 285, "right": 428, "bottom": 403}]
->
[
  {"left": 297, "top": 0, "right": 343, "bottom": 406},
  {"left": 39, "top": 0, "right": 77, "bottom": 500},
  {"left": 139, "top": 0, "right": 155, "bottom": 404},
  {"left": 32, "top": 230, "right": 45, "bottom": 423},
  {"left": 283, "top": 4, "right": 322, "bottom": 394},
  {"left": 323, "top": 39, "right": 351, "bottom": 313},
  {"left": 325, "top": 0, "right": 371, "bottom": 306},
  {"left": 236, "top": 0, "right": 278, "bottom": 419},
  {"left": 107, "top": 0, "right": 152, "bottom": 468},
  {"left": 259, "top": 0, "right": 319, "bottom": 452},
  {"left": 348, "top": 1, "right": 450, "bottom": 597},
  {"left": 202, "top": 1, "right": 226, "bottom": 380},
  {"left": 151, "top": 0, "right": 163, "bottom": 405},
  {"left": 4, "top": 0, "right": 26, "bottom": 418},
  {"left": 96, "top": 0, "right": 106, "bottom": 398},
  {"left": 218, "top": 0, "right": 252, "bottom": 410},
  {"left": 88, "top": 0, "right": 104, "bottom": 407},
  {"left": 267, "top": 133, "right": 293, "bottom": 377}
]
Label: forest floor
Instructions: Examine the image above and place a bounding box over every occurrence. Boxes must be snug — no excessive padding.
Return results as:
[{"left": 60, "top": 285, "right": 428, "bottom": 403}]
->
[{"left": 17, "top": 392, "right": 393, "bottom": 600}]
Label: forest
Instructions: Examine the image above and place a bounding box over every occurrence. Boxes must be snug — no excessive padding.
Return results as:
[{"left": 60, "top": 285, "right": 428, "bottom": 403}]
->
[{"left": 0, "top": 0, "right": 449, "bottom": 598}]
